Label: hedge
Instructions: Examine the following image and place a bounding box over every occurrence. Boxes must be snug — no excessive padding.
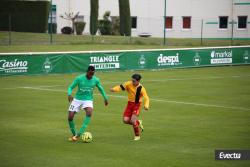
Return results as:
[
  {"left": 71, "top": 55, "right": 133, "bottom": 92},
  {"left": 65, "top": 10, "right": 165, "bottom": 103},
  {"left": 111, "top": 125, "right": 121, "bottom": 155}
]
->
[{"left": 0, "top": 0, "right": 50, "bottom": 33}]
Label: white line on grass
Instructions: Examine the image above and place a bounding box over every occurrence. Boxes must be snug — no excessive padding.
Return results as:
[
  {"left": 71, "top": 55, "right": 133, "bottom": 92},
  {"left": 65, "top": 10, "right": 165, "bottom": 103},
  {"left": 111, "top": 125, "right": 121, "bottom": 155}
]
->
[
  {"left": 102, "top": 75, "right": 250, "bottom": 84},
  {"left": 2, "top": 85, "right": 64, "bottom": 89},
  {"left": 2, "top": 74, "right": 250, "bottom": 90},
  {"left": 16, "top": 86, "right": 250, "bottom": 111}
]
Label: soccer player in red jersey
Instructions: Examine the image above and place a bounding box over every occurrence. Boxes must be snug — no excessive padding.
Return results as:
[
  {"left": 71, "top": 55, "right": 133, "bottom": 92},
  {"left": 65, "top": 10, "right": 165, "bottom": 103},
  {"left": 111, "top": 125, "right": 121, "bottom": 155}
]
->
[{"left": 110, "top": 74, "right": 150, "bottom": 141}]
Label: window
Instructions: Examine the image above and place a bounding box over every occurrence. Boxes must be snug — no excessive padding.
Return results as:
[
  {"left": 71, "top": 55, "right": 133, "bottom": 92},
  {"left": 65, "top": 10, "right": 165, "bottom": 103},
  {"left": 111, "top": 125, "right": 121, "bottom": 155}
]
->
[
  {"left": 76, "top": 15, "right": 84, "bottom": 22},
  {"left": 219, "top": 16, "right": 228, "bottom": 29},
  {"left": 238, "top": 16, "right": 247, "bottom": 29},
  {"left": 182, "top": 16, "right": 191, "bottom": 29},
  {"left": 131, "top": 17, "right": 137, "bottom": 29},
  {"left": 165, "top": 17, "right": 173, "bottom": 29}
]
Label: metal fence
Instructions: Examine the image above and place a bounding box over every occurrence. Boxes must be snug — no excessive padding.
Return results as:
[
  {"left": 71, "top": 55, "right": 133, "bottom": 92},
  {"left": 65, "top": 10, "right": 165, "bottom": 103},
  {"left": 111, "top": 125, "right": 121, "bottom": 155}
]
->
[{"left": 0, "top": 14, "right": 250, "bottom": 46}]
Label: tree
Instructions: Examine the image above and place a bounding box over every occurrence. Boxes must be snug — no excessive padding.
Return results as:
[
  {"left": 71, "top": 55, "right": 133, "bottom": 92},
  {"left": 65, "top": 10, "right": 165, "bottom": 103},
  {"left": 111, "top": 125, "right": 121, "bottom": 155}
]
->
[
  {"left": 60, "top": 12, "right": 79, "bottom": 34},
  {"left": 119, "top": 0, "right": 131, "bottom": 36},
  {"left": 90, "top": 0, "right": 99, "bottom": 35}
]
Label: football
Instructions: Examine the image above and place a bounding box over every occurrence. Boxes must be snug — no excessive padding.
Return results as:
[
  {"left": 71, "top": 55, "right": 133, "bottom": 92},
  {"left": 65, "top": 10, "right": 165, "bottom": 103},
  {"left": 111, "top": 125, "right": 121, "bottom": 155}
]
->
[{"left": 81, "top": 132, "right": 93, "bottom": 143}]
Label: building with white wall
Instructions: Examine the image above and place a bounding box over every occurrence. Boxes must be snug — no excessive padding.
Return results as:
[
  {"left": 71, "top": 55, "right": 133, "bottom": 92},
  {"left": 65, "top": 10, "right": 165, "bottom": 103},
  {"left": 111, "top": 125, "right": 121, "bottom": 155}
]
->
[{"left": 51, "top": 0, "right": 250, "bottom": 38}]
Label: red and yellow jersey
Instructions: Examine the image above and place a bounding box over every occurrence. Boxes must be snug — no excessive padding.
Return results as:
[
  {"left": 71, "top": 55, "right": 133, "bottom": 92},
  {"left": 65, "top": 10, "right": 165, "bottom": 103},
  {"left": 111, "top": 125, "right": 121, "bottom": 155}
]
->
[{"left": 112, "top": 81, "right": 150, "bottom": 109}]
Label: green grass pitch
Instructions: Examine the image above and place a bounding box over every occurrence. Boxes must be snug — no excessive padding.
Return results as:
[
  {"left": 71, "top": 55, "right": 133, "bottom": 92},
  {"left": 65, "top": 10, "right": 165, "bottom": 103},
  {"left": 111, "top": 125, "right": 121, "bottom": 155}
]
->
[
  {"left": 0, "top": 66, "right": 250, "bottom": 167},
  {"left": 0, "top": 31, "right": 250, "bottom": 53}
]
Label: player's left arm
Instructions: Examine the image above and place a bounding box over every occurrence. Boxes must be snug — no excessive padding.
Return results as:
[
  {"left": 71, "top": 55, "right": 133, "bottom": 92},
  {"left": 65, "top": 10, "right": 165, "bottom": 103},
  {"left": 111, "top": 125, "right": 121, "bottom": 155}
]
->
[
  {"left": 141, "top": 87, "right": 150, "bottom": 110},
  {"left": 96, "top": 79, "right": 108, "bottom": 106}
]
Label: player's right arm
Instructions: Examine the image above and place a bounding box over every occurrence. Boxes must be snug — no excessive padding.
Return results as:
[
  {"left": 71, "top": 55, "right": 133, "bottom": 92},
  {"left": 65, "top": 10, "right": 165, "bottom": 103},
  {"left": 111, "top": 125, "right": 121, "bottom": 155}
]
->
[
  {"left": 67, "top": 77, "right": 79, "bottom": 102},
  {"left": 110, "top": 81, "right": 129, "bottom": 92}
]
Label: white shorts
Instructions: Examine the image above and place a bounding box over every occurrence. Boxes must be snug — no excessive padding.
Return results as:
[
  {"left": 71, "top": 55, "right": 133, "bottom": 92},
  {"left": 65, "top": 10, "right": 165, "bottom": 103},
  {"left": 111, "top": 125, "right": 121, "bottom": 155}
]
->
[{"left": 68, "top": 99, "right": 93, "bottom": 112}]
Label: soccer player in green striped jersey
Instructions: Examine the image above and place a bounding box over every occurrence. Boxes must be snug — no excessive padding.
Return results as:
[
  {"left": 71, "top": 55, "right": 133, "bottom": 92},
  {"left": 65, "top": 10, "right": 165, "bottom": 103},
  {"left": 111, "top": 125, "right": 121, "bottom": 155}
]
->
[{"left": 67, "top": 66, "right": 108, "bottom": 141}]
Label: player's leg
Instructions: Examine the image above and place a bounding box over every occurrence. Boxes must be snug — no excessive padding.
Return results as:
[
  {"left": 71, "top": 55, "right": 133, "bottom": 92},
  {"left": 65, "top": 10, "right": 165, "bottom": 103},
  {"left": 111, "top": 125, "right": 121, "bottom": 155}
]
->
[
  {"left": 131, "top": 103, "right": 143, "bottom": 131},
  {"left": 130, "top": 103, "right": 143, "bottom": 140},
  {"left": 78, "top": 107, "right": 92, "bottom": 136},
  {"left": 68, "top": 111, "right": 77, "bottom": 136},
  {"left": 131, "top": 114, "right": 140, "bottom": 138},
  {"left": 123, "top": 116, "right": 132, "bottom": 124},
  {"left": 123, "top": 102, "right": 133, "bottom": 124},
  {"left": 78, "top": 101, "right": 94, "bottom": 137},
  {"left": 68, "top": 99, "right": 81, "bottom": 141},
  {"left": 131, "top": 116, "right": 143, "bottom": 133}
]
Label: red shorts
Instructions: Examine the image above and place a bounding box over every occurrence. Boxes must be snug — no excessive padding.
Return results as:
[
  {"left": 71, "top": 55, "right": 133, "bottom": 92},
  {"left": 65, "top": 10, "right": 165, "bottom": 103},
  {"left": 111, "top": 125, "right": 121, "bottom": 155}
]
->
[{"left": 123, "top": 101, "right": 141, "bottom": 118}]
